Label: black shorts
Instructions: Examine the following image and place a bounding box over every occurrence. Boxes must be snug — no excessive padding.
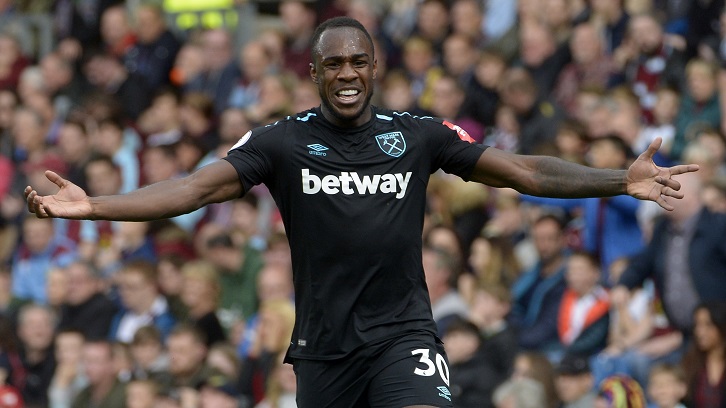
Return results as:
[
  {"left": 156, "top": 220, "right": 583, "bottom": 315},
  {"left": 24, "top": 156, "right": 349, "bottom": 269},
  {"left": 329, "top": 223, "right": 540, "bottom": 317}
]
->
[{"left": 292, "top": 331, "right": 454, "bottom": 408}]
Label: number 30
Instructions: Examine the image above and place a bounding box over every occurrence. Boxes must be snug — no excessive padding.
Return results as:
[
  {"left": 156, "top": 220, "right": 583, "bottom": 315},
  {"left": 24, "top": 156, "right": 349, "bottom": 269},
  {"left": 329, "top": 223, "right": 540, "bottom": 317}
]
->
[{"left": 411, "top": 348, "right": 450, "bottom": 386}]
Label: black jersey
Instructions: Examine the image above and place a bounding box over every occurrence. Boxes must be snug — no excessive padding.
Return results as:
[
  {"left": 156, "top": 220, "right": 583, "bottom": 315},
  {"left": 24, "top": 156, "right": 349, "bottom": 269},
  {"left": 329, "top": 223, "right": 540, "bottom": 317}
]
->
[{"left": 223, "top": 106, "right": 487, "bottom": 360}]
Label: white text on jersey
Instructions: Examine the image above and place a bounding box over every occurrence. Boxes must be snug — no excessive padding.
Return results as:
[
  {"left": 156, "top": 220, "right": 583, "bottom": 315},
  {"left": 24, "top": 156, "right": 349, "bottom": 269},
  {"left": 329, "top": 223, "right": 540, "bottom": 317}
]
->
[{"left": 302, "top": 169, "right": 412, "bottom": 199}]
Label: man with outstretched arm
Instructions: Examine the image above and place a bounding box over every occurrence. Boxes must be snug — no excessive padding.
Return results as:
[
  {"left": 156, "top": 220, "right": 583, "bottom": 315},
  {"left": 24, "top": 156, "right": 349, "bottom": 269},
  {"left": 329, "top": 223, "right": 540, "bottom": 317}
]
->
[{"left": 26, "top": 17, "right": 697, "bottom": 408}]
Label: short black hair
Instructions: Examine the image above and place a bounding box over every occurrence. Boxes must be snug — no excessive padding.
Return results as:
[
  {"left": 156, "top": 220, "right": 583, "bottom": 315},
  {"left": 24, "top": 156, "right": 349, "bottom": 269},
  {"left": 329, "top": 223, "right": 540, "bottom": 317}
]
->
[{"left": 310, "top": 17, "right": 374, "bottom": 63}]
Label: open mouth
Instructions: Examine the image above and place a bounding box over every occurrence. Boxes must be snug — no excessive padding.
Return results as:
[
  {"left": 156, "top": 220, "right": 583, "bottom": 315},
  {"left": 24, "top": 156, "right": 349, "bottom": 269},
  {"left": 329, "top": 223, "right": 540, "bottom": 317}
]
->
[{"left": 335, "top": 89, "right": 361, "bottom": 104}]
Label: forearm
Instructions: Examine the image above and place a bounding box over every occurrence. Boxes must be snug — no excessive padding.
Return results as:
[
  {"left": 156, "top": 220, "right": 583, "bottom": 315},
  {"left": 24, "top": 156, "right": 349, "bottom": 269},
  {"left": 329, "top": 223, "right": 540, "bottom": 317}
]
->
[
  {"left": 88, "top": 162, "right": 241, "bottom": 221},
  {"left": 522, "top": 156, "right": 628, "bottom": 198},
  {"left": 89, "top": 178, "right": 207, "bottom": 221}
]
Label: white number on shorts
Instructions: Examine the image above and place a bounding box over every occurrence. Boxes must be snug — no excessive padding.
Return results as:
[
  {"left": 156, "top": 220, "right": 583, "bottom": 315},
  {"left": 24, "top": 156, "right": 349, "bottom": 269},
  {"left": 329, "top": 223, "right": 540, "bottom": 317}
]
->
[{"left": 411, "top": 348, "right": 450, "bottom": 386}]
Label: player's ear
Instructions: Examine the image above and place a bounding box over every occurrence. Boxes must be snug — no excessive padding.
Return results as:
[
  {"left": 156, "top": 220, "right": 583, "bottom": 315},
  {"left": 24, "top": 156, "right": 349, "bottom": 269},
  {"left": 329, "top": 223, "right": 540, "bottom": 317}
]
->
[
  {"left": 372, "top": 58, "right": 378, "bottom": 80},
  {"left": 310, "top": 62, "right": 318, "bottom": 84}
]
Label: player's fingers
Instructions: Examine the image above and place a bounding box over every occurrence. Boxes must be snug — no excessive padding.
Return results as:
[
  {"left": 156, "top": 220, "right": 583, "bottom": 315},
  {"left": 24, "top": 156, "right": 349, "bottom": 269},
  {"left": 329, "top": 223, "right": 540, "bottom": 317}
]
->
[
  {"left": 667, "top": 164, "right": 700, "bottom": 176},
  {"left": 26, "top": 190, "right": 37, "bottom": 214},
  {"left": 642, "top": 137, "right": 662, "bottom": 160},
  {"left": 661, "top": 186, "right": 684, "bottom": 199},
  {"left": 655, "top": 194, "right": 674, "bottom": 211},
  {"left": 45, "top": 170, "right": 66, "bottom": 189},
  {"left": 655, "top": 176, "right": 681, "bottom": 191}
]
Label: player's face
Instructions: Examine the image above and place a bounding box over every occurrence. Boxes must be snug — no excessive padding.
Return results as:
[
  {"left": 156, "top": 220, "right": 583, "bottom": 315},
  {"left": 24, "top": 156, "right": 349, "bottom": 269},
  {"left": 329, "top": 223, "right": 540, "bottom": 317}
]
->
[{"left": 310, "top": 27, "right": 377, "bottom": 128}]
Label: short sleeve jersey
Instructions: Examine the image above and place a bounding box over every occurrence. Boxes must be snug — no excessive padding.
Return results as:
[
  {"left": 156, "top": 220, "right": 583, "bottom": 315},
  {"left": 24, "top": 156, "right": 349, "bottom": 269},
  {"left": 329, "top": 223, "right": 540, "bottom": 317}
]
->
[{"left": 224, "top": 106, "right": 487, "bottom": 360}]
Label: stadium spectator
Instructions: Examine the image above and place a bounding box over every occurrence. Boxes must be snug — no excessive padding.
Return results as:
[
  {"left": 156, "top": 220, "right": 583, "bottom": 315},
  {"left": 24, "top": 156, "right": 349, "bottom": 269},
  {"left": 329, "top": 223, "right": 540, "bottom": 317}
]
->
[
  {"left": 429, "top": 74, "right": 484, "bottom": 142},
  {"left": 422, "top": 244, "right": 470, "bottom": 336},
  {"left": 3, "top": 304, "right": 56, "bottom": 407},
  {"left": 647, "top": 363, "right": 689, "bottom": 408},
  {"left": 125, "top": 379, "right": 157, "bottom": 408},
  {"left": 179, "top": 260, "right": 226, "bottom": 347},
  {"left": 161, "top": 324, "right": 217, "bottom": 394},
  {"left": 279, "top": 0, "right": 317, "bottom": 79},
  {"left": 0, "top": 33, "right": 29, "bottom": 92},
  {"left": 137, "top": 88, "right": 182, "bottom": 143},
  {"left": 82, "top": 50, "right": 151, "bottom": 122},
  {"left": 672, "top": 59, "right": 722, "bottom": 160},
  {"left": 57, "top": 261, "right": 117, "bottom": 339},
  {"left": 237, "top": 263, "right": 294, "bottom": 358},
  {"left": 401, "top": 36, "right": 443, "bottom": 112},
  {"left": 554, "top": 354, "right": 597, "bottom": 408},
  {"left": 590, "top": 0, "right": 630, "bottom": 54},
  {"left": 185, "top": 29, "right": 238, "bottom": 114},
  {"left": 499, "top": 67, "right": 564, "bottom": 155},
  {"left": 460, "top": 234, "right": 521, "bottom": 302},
  {"left": 459, "top": 50, "right": 506, "bottom": 128},
  {"left": 449, "top": 0, "right": 485, "bottom": 47},
  {"left": 11, "top": 215, "right": 75, "bottom": 303},
  {"left": 99, "top": 5, "right": 136, "bottom": 59},
  {"left": 203, "top": 232, "right": 264, "bottom": 324},
  {"left": 124, "top": 4, "right": 180, "bottom": 91},
  {"left": 614, "top": 172, "right": 726, "bottom": 334},
  {"left": 11, "top": 107, "right": 47, "bottom": 164},
  {"left": 511, "top": 352, "right": 560, "bottom": 408},
  {"left": 39, "top": 52, "right": 83, "bottom": 119},
  {"left": 557, "top": 251, "right": 610, "bottom": 357},
  {"left": 238, "top": 299, "right": 294, "bottom": 405},
  {"left": 611, "top": 13, "right": 686, "bottom": 122},
  {"left": 48, "top": 329, "right": 87, "bottom": 408},
  {"left": 553, "top": 23, "right": 616, "bottom": 115},
  {"left": 108, "top": 261, "right": 176, "bottom": 343},
  {"left": 681, "top": 301, "right": 726, "bottom": 408},
  {"left": 444, "top": 318, "right": 501, "bottom": 408},
  {"left": 469, "top": 284, "right": 518, "bottom": 380},
  {"left": 492, "top": 377, "right": 547, "bottom": 408},
  {"left": 199, "top": 375, "right": 244, "bottom": 408},
  {"left": 71, "top": 340, "right": 126, "bottom": 408},
  {"left": 228, "top": 40, "right": 271, "bottom": 111},
  {"left": 178, "top": 92, "right": 218, "bottom": 152},
  {"left": 56, "top": 115, "right": 92, "bottom": 193},
  {"left": 517, "top": 20, "right": 570, "bottom": 98},
  {"left": 510, "top": 214, "right": 568, "bottom": 357},
  {"left": 90, "top": 116, "right": 139, "bottom": 194},
  {"left": 129, "top": 325, "right": 169, "bottom": 383}
]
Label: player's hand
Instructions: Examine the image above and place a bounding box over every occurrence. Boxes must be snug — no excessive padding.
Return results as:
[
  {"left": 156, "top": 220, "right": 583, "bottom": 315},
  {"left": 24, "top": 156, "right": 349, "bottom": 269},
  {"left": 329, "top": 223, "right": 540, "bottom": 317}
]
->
[
  {"left": 625, "top": 137, "right": 699, "bottom": 211},
  {"left": 25, "top": 171, "right": 93, "bottom": 219}
]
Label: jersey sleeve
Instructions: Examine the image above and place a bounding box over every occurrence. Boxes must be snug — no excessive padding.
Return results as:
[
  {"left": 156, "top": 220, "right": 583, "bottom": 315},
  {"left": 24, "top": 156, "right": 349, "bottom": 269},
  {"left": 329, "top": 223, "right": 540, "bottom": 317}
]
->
[
  {"left": 427, "top": 119, "right": 488, "bottom": 180},
  {"left": 222, "top": 126, "right": 278, "bottom": 194}
]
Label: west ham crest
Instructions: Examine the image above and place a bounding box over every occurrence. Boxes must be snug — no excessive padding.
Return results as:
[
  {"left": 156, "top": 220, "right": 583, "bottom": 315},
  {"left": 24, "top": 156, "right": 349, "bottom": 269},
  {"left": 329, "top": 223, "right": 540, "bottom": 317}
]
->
[{"left": 375, "top": 132, "right": 406, "bottom": 157}]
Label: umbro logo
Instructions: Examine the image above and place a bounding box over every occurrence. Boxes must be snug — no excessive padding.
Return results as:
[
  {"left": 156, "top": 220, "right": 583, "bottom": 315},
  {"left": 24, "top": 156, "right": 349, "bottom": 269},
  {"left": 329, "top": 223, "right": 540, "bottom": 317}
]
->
[
  {"left": 307, "top": 143, "right": 329, "bottom": 156},
  {"left": 437, "top": 386, "right": 451, "bottom": 402}
]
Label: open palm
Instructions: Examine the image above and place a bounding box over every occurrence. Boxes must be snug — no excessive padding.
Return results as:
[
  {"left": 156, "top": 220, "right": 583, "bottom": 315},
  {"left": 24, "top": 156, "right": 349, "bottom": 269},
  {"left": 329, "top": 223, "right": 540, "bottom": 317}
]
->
[
  {"left": 25, "top": 171, "right": 93, "bottom": 219},
  {"left": 626, "top": 138, "right": 700, "bottom": 210}
]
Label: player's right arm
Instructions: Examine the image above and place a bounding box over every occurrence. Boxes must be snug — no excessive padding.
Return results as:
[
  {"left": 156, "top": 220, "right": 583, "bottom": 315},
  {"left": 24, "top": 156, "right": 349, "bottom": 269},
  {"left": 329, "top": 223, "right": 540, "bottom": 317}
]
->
[{"left": 25, "top": 160, "right": 242, "bottom": 221}]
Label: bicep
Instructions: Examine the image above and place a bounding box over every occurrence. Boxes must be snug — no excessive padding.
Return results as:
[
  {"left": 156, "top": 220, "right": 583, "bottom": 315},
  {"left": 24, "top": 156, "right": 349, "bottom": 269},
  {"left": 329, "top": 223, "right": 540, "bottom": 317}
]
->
[{"left": 189, "top": 160, "right": 244, "bottom": 206}]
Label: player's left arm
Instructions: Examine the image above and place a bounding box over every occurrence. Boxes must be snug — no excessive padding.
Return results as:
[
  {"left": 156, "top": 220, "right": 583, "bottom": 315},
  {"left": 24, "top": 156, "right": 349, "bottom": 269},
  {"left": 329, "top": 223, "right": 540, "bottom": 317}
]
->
[{"left": 469, "top": 138, "right": 699, "bottom": 211}]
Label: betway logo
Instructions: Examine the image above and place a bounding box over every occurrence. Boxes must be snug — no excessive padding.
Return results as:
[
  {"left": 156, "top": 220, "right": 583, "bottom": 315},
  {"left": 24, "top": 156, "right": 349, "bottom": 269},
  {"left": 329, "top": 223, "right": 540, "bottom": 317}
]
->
[{"left": 302, "top": 169, "right": 412, "bottom": 199}]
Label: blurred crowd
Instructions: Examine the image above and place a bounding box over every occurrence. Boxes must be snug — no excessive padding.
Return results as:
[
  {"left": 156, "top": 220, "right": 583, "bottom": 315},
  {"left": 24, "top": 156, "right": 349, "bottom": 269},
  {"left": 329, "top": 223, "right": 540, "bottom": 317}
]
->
[{"left": 1, "top": 0, "right": 726, "bottom": 407}]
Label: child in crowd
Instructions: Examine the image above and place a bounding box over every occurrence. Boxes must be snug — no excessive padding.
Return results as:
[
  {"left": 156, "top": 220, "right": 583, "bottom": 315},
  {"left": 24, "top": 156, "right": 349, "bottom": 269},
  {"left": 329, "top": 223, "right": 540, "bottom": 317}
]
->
[
  {"left": 647, "top": 364, "right": 688, "bottom": 408},
  {"left": 126, "top": 379, "right": 158, "bottom": 408},
  {"left": 469, "top": 284, "right": 518, "bottom": 379},
  {"left": 558, "top": 251, "right": 610, "bottom": 357}
]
